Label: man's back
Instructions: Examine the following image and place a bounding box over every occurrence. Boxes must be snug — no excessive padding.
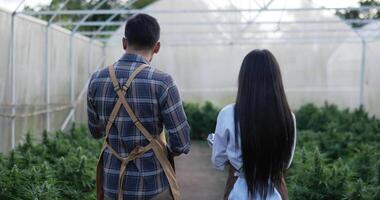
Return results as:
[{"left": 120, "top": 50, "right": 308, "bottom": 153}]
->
[{"left": 87, "top": 53, "right": 191, "bottom": 199}]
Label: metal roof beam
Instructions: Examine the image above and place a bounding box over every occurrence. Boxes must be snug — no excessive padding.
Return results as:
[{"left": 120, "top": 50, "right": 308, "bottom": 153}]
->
[
  {"left": 79, "top": 31, "right": 115, "bottom": 35},
  {"left": 163, "top": 36, "right": 363, "bottom": 42},
  {"left": 163, "top": 38, "right": 364, "bottom": 46},
  {"left": 18, "top": 6, "right": 380, "bottom": 16},
  {"left": 234, "top": 0, "right": 274, "bottom": 41},
  {"left": 57, "top": 21, "right": 123, "bottom": 26},
  {"left": 160, "top": 28, "right": 380, "bottom": 34},
  {"left": 55, "top": 18, "right": 380, "bottom": 26},
  {"left": 91, "top": 0, "right": 139, "bottom": 39},
  {"left": 71, "top": 0, "right": 108, "bottom": 33},
  {"left": 48, "top": 0, "right": 70, "bottom": 24},
  {"left": 77, "top": 27, "right": 379, "bottom": 38}
]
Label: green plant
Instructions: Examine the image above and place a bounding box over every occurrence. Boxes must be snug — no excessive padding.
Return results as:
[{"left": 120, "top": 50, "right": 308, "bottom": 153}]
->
[
  {"left": 184, "top": 102, "right": 220, "bottom": 140},
  {"left": 0, "top": 124, "right": 100, "bottom": 200},
  {"left": 1, "top": 102, "right": 380, "bottom": 199},
  {"left": 288, "top": 103, "right": 380, "bottom": 199}
]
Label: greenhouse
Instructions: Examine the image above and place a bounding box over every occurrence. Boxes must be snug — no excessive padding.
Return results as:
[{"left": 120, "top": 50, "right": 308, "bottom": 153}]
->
[{"left": 0, "top": 0, "right": 379, "bottom": 199}]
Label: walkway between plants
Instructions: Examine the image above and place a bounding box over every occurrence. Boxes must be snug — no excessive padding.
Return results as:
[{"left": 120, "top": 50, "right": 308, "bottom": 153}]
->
[{"left": 175, "top": 141, "right": 227, "bottom": 200}]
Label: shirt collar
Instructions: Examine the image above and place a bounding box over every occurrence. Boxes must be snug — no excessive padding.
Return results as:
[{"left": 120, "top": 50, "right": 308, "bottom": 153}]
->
[{"left": 118, "top": 53, "right": 150, "bottom": 64}]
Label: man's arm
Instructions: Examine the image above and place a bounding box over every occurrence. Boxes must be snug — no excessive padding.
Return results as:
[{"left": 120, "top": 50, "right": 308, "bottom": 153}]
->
[
  {"left": 87, "top": 73, "right": 104, "bottom": 139},
  {"left": 159, "top": 76, "right": 191, "bottom": 155}
]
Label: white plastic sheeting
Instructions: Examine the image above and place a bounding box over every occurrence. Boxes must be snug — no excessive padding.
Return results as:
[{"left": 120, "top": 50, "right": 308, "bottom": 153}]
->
[
  {"left": 1, "top": 0, "right": 379, "bottom": 152},
  {"left": 105, "top": 0, "right": 380, "bottom": 116},
  {"left": 0, "top": 8, "right": 104, "bottom": 153}
]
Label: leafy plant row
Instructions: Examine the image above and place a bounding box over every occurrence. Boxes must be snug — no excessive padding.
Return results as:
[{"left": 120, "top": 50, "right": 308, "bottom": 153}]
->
[
  {"left": 184, "top": 102, "right": 380, "bottom": 199},
  {"left": 288, "top": 103, "right": 380, "bottom": 199},
  {"left": 0, "top": 125, "right": 101, "bottom": 200},
  {"left": 0, "top": 102, "right": 379, "bottom": 199}
]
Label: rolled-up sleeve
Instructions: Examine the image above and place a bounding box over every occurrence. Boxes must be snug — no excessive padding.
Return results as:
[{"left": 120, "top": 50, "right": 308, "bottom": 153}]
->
[
  {"left": 159, "top": 77, "right": 191, "bottom": 154},
  {"left": 87, "top": 73, "right": 104, "bottom": 139},
  {"left": 211, "top": 111, "right": 229, "bottom": 170}
]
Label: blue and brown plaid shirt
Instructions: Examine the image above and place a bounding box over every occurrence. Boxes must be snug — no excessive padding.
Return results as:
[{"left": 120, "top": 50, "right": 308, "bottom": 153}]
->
[{"left": 87, "top": 53, "right": 191, "bottom": 199}]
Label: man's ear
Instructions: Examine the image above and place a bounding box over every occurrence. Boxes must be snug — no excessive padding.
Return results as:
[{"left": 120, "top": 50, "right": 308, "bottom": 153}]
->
[
  {"left": 122, "top": 37, "right": 128, "bottom": 50},
  {"left": 153, "top": 42, "right": 160, "bottom": 54}
]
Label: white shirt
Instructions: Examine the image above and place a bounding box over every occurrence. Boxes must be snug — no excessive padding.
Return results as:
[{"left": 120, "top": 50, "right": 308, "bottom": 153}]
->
[{"left": 211, "top": 104, "right": 297, "bottom": 200}]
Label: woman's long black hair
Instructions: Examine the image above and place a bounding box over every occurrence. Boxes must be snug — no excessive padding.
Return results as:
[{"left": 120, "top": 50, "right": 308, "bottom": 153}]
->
[{"left": 234, "top": 49, "right": 294, "bottom": 198}]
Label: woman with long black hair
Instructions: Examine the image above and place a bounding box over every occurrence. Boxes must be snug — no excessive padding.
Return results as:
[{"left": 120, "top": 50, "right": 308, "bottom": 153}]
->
[{"left": 211, "top": 49, "right": 296, "bottom": 200}]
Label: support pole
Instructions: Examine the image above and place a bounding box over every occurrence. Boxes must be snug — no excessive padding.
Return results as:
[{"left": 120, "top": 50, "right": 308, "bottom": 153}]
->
[
  {"left": 45, "top": 0, "right": 69, "bottom": 132},
  {"left": 10, "top": 13, "right": 16, "bottom": 149},
  {"left": 69, "top": 35, "right": 75, "bottom": 122},
  {"left": 44, "top": 25, "right": 50, "bottom": 131},
  {"left": 359, "top": 39, "right": 366, "bottom": 108},
  {"left": 88, "top": 41, "right": 93, "bottom": 75},
  {"left": 9, "top": 0, "right": 26, "bottom": 149}
]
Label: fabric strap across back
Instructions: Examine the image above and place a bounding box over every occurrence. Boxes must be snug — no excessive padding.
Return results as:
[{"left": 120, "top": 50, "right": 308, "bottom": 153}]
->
[{"left": 96, "top": 64, "right": 181, "bottom": 200}]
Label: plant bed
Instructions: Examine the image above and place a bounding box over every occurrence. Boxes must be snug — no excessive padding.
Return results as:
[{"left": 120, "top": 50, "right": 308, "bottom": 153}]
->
[{"left": 0, "top": 103, "right": 379, "bottom": 199}]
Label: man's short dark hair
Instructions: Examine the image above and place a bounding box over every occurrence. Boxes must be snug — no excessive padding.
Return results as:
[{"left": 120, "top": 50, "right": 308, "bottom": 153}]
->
[{"left": 124, "top": 13, "right": 160, "bottom": 50}]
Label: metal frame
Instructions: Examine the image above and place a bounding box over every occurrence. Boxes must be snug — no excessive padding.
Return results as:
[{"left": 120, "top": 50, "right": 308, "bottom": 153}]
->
[
  {"left": 79, "top": 28, "right": 380, "bottom": 37},
  {"left": 9, "top": 0, "right": 26, "bottom": 149},
  {"left": 91, "top": 0, "right": 139, "bottom": 39},
  {"left": 67, "top": 0, "right": 108, "bottom": 124},
  {"left": 14, "top": 4, "right": 380, "bottom": 44},
  {"left": 234, "top": 0, "right": 275, "bottom": 40},
  {"left": 71, "top": 0, "right": 108, "bottom": 33},
  {"left": 16, "top": 4, "right": 380, "bottom": 44},
  {"left": 359, "top": 38, "right": 367, "bottom": 108},
  {"left": 18, "top": 6, "right": 380, "bottom": 15},
  {"left": 44, "top": 0, "right": 70, "bottom": 132},
  {"left": 3, "top": 0, "right": 380, "bottom": 150},
  {"left": 53, "top": 18, "right": 380, "bottom": 27}
]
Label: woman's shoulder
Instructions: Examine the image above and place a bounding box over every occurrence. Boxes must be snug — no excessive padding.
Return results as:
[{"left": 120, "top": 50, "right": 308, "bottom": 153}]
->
[
  {"left": 219, "top": 103, "right": 235, "bottom": 116},
  {"left": 216, "top": 104, "right": 236, "bottom": 130},
  {"left": 217, "top": 104, "right": 235, "bottom": 121}
]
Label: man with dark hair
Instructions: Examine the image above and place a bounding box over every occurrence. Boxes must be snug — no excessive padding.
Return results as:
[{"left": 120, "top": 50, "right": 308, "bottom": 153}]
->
[{"left": 87, "top": 13, "right": 191, "bottom": 200}]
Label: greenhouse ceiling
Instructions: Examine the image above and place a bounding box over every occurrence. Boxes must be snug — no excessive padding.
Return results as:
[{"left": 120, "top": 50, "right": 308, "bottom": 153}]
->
[{"left": 12, "top": 0, "right": 380, "bottom": 44}]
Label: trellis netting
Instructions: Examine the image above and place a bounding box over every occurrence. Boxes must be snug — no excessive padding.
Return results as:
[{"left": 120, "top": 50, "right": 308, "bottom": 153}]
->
[
  {"left": 0, "top": 7, "right": 104, "bottom": 153},
  {"left": 105, "top": 0, "right": 380, "bottom": 117}
]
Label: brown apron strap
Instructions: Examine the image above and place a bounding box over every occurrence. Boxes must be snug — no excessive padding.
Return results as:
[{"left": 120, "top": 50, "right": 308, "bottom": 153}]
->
[
  {"left": 105, "top": 64, "right": 149, "bottom": 138},
  {"left": 150, "top": 139, "right": 181, "bottom": 199},
  {"left": 109, "top": 64, "right": 181, "bottom": 200},
  {"left": 97, "top": 64, "right": 181, "bottom": 200},
  {"left": 223, "top": 163, "right": 238, "bottom": 200},
  {"left": 276, "top": 177, "right": 289, "bottom": 200},
  {"left": 96, "top": 64, "right": 149, "bottom": 200},
  {"left": 116, "top": 143, "right": 154, "bottom": 200},
  {"left": 223, "top": 164, "right": 288, "bottom": 200},
  {"left": 105, "top": 100, "right": 122, "bottom": 137},
  {"left": 108, "top": 64, "right": 154, "bottom": 142}
]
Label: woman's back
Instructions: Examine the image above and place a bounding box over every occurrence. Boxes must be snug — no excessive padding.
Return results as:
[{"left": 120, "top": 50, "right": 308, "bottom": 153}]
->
[
  {"left": 211, "top": 104, "right": 296, "bottom": 200},
  {"left": 211, "top": 49, "right": 296, "bottom": 200}
]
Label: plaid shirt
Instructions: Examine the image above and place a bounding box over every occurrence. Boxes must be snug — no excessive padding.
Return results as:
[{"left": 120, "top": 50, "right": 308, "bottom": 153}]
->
[{"left": 87, "top": 53, "right": 191, "bottom": 199}]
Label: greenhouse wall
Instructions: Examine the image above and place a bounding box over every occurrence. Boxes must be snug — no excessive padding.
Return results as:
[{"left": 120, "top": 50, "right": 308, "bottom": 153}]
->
[
  {"left": 1, "top": 0, "right": 379, "bottom": 153},
  {"left": 0, "top": 8, "right": 104, "bottom": 153},
  {"left": 105, "top": 0, "right": 380, "bottom": 117}
]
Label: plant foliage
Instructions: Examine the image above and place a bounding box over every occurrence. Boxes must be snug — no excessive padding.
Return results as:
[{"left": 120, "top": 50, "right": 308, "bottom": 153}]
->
[
  {"left": 287, "top": 103, "right": 380, "bottom": 199},
  {"left": 0, "top": 124, "right": 101, "bottom": 200},
  {"left": 0, "top": 102, "right": 379, "bottom": 199},
  {"left": 183, "top": 102, "right": 220, "bottom": 140},
  {"left": 336, "top": 0, "right": 380, "bottom": 28}
]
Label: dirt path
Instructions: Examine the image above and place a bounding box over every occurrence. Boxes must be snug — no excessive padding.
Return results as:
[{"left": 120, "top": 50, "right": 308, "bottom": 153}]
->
[{"left": 174, "top": 141, "right": 227, "bottom": 200}]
